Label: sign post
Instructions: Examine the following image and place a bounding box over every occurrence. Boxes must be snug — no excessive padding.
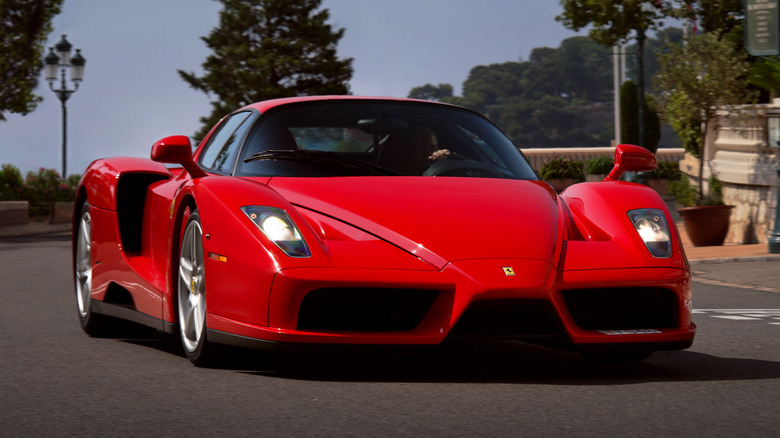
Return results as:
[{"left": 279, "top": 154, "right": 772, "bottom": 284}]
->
[{"left": 746, "top": 0, "right": 780, "bottom": 56}]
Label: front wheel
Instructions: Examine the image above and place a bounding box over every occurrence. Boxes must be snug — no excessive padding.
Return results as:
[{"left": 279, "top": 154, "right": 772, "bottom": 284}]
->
[
  {"left": 74, "top": 202, "right": 112, "bottom": 336},
  {"left": 177, "top": 210, "right": 218, "bottom": 366}
]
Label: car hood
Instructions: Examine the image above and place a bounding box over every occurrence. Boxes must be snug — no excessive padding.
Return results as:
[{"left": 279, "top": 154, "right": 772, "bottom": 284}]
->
[{"left": 267, "top": 177, "right": 560, "bottom": 269}]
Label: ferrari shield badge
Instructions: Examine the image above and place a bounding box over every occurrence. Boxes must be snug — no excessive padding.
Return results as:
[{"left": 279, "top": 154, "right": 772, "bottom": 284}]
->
[{"left": 503, "top": 267, "right": 515, "bottom": 276}]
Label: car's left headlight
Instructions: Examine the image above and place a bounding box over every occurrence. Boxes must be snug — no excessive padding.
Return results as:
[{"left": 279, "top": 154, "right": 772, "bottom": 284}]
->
[
  {"left": 628, "top": 208, "right": 672, "bottom": 258},
  {"left": 241, "top": 206, "right": 311, "bottom": 258}
]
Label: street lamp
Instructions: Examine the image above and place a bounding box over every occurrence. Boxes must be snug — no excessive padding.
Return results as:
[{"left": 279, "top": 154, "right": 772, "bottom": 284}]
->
[{"left": 44, "top": 35, "right": 86, "bottom": 179}]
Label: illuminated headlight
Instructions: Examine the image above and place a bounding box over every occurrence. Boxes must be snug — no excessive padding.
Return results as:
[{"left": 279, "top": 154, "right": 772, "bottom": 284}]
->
[
  {"left": 627, "top": 208, "right": 672, "bottom": 258},
  {"left": 241, "top": 206, "right": 311, "bottom": 258}
]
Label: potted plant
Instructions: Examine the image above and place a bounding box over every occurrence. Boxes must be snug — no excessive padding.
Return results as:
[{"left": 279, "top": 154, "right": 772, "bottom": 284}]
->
[
  {"left": 656, "top": 33, "right": 754, "bottom": 247},
  {"left": 669, "top": 174, "right": 733, "bottom": 246},
  {"left": 539, "top": 157, "right": 584, "bottom": 192},
  {"left": 584, "top": 156, "right": 614, "bottom": 182}
]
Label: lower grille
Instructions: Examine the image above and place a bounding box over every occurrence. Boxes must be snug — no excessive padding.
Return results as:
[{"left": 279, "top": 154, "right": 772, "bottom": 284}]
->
[
  {"left": 561, "top": 287, "right": 677, "bottom": 330},
  {"left": 449, "top": 299, "right": 566, "bottom": 338},
  {"left": 297, "top": 287, "right": 438, "bottom": 332}
]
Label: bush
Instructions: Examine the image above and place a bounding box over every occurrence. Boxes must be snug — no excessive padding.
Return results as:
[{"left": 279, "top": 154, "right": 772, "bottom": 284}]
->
[
  {"left": 584, "top": 156, "right": 614, "bottom": 175},
  {"left": 24, "top": 168, "right": 74, "bottom": 203},
  {"left": 651, "top": 160, "right": 682, "bottom": 180},
  {"left": 669, "top": 174, "right": 724, "bottom": 207},
  {"left": 0, "top": 165, "right": 80, "bottom": 217},
  {"left": 539, "top": 157, "right": 585, "bottom": 181},
  {"left": 0, "top": 164, "right": 25, "bottom": 200}
]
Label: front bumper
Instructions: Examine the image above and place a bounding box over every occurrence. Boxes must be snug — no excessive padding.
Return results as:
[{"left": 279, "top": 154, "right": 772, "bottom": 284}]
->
[{"left": 206, "top": 259, "right": 695, "bottom": 351}]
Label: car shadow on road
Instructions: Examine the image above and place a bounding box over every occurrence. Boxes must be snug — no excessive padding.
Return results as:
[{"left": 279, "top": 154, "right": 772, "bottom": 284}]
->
[
  {"left": 205, "top": 341, "right": 780, "bottom": 385},
  {"left": 120, "top": 334, "right": 780, "bottom": 385}
]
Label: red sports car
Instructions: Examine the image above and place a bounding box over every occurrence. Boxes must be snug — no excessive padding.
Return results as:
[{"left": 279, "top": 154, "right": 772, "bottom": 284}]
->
[{"left": 72, "top": 96, "right": 695, "bottom": 366}]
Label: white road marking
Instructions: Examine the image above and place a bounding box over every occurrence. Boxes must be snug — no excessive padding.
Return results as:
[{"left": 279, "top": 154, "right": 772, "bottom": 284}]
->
[
  {"left": 694, "top": 309, "right": 780, "bottom": 326},
  {"left": 712, "top": 316, "right": 760, "bottom": 320}
]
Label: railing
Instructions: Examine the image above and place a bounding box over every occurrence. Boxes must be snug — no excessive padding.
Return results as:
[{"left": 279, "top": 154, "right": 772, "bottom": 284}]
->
[{"left": 520, "top": 147, "right": 686, "bottom": 171}]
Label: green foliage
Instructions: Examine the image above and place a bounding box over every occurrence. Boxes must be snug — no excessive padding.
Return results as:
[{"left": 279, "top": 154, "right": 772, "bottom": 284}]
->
[
  {"left": 619, "top": 80, "right": 661, "bottom": 152},
  {"left": 627, "top": 27, "right": 684, "bottom": 89},
  {"left": 0, "top": 164, "right": 25, "bottom": 200},
  {"left": 24, "top": 167, "right": 74, "bottom": 203},
  {"left": 179, "top": 0, "right": 353, "bottom": 138},
  {"left": 0, "top": 165, "right": 80, "bottom": 217},
  {"left": 431, "top": 36, "right": 615, "bottom": 148},
  {"left": 0, "top": 165, "right": 79, "bottom": 216},
  {"left": 669, "top": 174, "right": 724, "bottom": 207},
  {"left": 620, "top": 81, "right": 640, "bottom": 146},
  {"left": 556, "top": 1, "right": 672, "bottom": 48},
  {"left": 651, "top": 160, "right": 682, "bottom": 180},
  {"left": 673, "top": 0, "right": 744, "bottom": 40},
  {"left": 539, "top": 157, "right": 585, "bottom": 181},
  {"left": 408, "top": 83, "right": 454, "bottom": 102},
  {"left": 643, "top": 94, "right": 662, "bottom": 152},
  {"left": 0, "top": 0, "right": 63, "bottom": 122},
  {"left": 656, "top": 32, "right": 754, "bottom": 203},
  {"left": 748, "top": 57, "right": 780, "bottom": 98},
  {"left": 656, "top": 33, "right": 754, "bottom": 155},
  {"left": 669, "top": 174, "right": 698, "bottom": 207},
  {"left": 584, "top": 156, "right": 614, "bottom": 175}
]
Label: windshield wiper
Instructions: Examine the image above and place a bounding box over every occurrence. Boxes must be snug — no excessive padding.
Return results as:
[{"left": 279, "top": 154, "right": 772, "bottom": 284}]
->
[{"left": 244, "top": 150, "right": 400, "bottom": 175}]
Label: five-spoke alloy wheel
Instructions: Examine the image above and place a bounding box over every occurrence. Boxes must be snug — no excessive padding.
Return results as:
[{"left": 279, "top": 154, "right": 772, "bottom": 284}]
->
[{"left": 178, "top": 210, "right": 214, "bottom": 365}]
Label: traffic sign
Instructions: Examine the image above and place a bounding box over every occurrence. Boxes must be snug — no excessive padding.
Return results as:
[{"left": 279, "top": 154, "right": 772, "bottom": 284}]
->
[{"left": 746, "top": 0, "right": 780, "bottom": 56}]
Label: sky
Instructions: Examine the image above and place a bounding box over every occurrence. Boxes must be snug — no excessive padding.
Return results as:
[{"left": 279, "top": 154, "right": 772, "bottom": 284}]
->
[{"left": 1, "top": 0, "right": 588, "bottom": 177}]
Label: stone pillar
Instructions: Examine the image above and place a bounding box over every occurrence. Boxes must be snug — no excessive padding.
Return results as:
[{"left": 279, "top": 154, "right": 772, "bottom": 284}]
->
[{"left": 709, "top": 104, "right": 779, "bottom": 244}]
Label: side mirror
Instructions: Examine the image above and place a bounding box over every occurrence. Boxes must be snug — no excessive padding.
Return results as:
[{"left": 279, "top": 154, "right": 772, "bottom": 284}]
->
[
  {"left": 151, "top": 135, "right": 206, "bottom": 178},
  {"left": 604, "top": 143, "right": 657, "bottom": 181}
]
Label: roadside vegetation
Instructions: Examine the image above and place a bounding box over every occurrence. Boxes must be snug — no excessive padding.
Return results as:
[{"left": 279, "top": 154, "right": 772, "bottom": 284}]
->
[{"left": 0, "top": 164, "right": 79, "bottom": 217}]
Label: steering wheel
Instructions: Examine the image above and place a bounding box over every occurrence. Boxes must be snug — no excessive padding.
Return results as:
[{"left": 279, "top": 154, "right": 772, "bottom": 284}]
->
[{"left": 422, "top": 158, "right": 504, "bottom": 178}]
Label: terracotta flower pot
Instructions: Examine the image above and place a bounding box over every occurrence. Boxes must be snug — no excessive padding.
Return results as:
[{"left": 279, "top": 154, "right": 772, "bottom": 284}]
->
[{"left": 677, "top": 204, "right": 734, "bottom": 247}]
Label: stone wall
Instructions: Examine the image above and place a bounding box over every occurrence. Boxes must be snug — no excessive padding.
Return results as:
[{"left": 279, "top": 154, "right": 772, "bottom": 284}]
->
[
  {"left": 0, "top": 201, "right": 29, "bottom": 226},
  {"left": 683, "top": 102, "right": 780, "bottom": 244},
  {"left": 723, "top": 182, "right": 778, "bottom": 244}
]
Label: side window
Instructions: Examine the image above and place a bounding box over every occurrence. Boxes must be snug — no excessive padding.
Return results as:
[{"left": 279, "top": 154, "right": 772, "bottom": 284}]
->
[{"left": 198, "top": 111, "right": 253, "bottom": 173}]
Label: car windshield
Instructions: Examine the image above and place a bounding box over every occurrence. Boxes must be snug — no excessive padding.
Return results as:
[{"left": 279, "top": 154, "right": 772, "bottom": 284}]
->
[{"left": 235, "top": 100, "right": 538, "bottom": 180}]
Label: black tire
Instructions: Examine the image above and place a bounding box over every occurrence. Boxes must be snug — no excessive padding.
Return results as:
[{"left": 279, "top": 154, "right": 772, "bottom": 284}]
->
[
  {"left": 177, "top": 209, "right": 219, "bottom": 366},
  {"left": 74, "top": 202, "right": 113, "bottom": 336}
]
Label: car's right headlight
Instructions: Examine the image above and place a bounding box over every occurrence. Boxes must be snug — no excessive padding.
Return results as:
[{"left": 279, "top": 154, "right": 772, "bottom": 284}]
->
[
  {"left": 241, "top": 206, "right": 311, "bottom": 258},
  {"left": 628, "top": 208, "right": 672, "bottom": 258}
]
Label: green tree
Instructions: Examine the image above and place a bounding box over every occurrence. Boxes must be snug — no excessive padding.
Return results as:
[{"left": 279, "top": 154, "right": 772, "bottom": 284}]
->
[
  {"left": 459, "top": 62, "right": 527, "bottom": 113},
  {"left": 0, "top": 0, "right": 62, "bottom": 122},
  {"left": 557, "top": 0, "right": 673, "bottom": 149},
  {"left": 655, "top": 32, "right": 754, "bottom": 201},
  {"left": 627, "top": 27, "right": 684, "bottom": 92},
  {"left": 673, "top": 0, "right": 743, "bottom": 40},
  {"left": 557, "top": 37, "right": 612, "bottom": 101},
  {"left": 407, "top": 83, "right": 453, "bottom": 102},
  {"left": 180, "top": 0, "right": 353, "bottom": 138},
  {"left": 620, "top": 80, "right": 660, "bottom": 152},
  {"left": 523, "top": 47, "right": 562, "bottom": 100}
]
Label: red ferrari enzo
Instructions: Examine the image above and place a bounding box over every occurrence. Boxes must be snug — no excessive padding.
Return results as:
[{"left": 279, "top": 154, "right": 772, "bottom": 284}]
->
[{"left": 73, "top": 96, "right": 695, "bottom": 366}]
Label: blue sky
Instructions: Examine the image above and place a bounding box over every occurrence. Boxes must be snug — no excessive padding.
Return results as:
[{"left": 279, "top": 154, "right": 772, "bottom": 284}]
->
[{"left": 1, "top": 0, "right": 588, "bottom": 177}]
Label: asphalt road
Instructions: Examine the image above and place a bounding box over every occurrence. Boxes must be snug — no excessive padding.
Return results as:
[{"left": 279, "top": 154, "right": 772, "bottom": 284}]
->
[{"left": 2, "top": 232, "right": 780, "bottom": 437}]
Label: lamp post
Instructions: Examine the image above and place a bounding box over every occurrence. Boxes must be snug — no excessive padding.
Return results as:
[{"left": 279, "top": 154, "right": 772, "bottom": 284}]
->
[
  {"left": 44, "top": 35, "right": 86, "bottom": 179},
  {"left": 770, "top": 164, "right": 780, "bottom": 254}
]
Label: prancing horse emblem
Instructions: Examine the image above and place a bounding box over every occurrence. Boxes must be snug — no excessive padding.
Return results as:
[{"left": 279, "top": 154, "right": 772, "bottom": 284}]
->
[{"left": 503, "top": 267, "right": 515, "bottom": 276}]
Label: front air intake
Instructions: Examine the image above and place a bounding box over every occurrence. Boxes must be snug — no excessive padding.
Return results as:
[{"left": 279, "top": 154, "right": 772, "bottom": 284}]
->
[
  {"left": 561, "top": 287, "right": 678, "bottom": 331},
  {"left": 297, "top": 287, "right": 438, "bottom": 332}
]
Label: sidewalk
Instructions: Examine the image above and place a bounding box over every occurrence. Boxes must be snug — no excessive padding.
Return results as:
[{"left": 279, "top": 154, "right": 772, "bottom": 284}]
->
[
  {"left": 0, "top": 220, "right": 71, "bottom": 239},
  {"left": 1, "top": 218, "right": 779, "bottom": 263},
  {"left": 676, "top": 222, "right": 780, "bottom": 264}
]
